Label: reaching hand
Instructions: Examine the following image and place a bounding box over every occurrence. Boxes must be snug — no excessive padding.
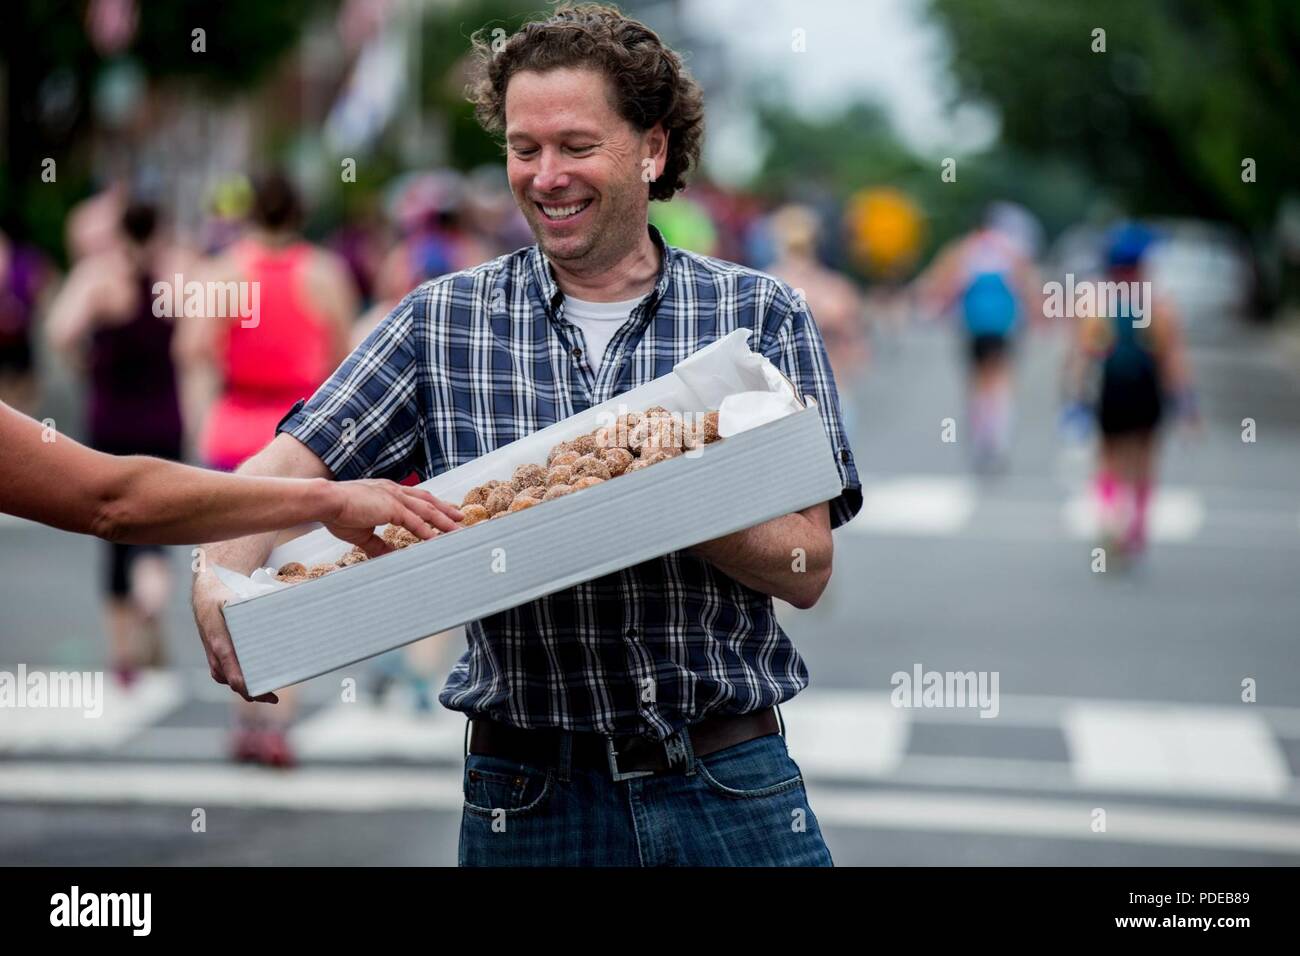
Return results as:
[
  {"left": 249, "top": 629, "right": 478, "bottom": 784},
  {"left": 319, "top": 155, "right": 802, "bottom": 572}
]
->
[{"left": 323, "top": 479, "right": 463, "bottom": 557}]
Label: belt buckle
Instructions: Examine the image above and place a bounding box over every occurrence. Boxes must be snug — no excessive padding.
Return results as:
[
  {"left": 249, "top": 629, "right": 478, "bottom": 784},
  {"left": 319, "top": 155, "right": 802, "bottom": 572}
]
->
[{"left": 605, "top": 737, "right": 655, "bottom": 782}]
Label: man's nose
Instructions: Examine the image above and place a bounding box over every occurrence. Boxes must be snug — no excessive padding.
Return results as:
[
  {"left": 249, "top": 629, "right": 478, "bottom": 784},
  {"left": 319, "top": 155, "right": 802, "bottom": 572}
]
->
[{"left": 533, "top": 149, "right": 572, "bottom": 193}]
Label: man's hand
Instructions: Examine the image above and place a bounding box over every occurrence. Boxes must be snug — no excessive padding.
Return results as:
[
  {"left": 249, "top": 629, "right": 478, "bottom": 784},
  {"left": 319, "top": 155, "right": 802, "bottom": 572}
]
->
[
  {"left": 322, "top": 479, "right": 464, "bottom": 556},
  {"left": 192, "top": 574, "right": 278, "bottom": 704},
  {"left": 191, "top": 480, "right": 463, "bottom": 702}
]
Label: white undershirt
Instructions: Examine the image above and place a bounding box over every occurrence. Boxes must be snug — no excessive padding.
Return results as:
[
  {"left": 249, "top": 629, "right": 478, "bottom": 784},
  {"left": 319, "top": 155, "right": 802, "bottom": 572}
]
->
[{"left": 563, "top": 295, "right": 642, "bottom": 372}]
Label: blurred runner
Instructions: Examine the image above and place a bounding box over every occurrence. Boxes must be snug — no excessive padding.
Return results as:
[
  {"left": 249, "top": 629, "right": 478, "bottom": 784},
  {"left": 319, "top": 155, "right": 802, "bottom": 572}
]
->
[
  {"left": 766, "top": 204, "right": 869, "bottom": 432},
  {"left": 1064, "top": 223, "right": 1198, "bottom": 563},
  {"left": 64, "top": 179, "right": 128, "bottom": 263},
  {"left": 353, "top": 170, "right": 493, "bottom": 343},
  {"left": 0, "top": 230, "right": 54, "bottom": 415},
  {"left": 917, "top": 202, "right": 1043, "bottom": 473},
  {"left": 46, "top": 201, "right": 184, "bottom": 688},
  {"left": 175, "top": 171, "right": 358, "bottom": 767}
]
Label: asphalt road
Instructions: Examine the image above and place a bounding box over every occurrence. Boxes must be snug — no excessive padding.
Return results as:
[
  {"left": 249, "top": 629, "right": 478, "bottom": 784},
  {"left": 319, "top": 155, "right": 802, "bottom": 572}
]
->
[{"left": 2, "top": 317, "right": 1299, "bottom": 865}]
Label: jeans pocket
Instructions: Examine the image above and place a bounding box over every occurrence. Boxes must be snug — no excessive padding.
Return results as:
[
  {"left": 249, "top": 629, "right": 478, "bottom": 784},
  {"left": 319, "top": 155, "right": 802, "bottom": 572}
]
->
[
  {"left": 694, "top": 733, "right": 805, "bottom": 799},
  {"left": 462, "top": 754, "right": 553, "bottom": 818}
]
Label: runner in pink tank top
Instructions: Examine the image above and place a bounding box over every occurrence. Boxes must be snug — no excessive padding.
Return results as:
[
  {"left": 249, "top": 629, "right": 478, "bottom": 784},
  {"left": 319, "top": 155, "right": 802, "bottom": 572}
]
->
[{"left": 201, "top": 238, "right": 336, "bottom": 471}]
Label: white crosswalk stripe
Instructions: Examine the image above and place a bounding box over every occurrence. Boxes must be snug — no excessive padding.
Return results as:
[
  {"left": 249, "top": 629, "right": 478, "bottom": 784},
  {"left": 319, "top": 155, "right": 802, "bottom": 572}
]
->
[
  {"left": 1063, "top": 703, "right": 1291, "bottom": 799},
  {"left": 1061, "top": 487, "right": 1205, "bottom": 542},
  {"left": 836, "top": 472, "right": 1300, "bottom": 548},
  {"left": 0, "top": 670, "right": 183, "bottom": 754},
  {"left": 3, "top": 674, "right": 1298, "bottom": 814},
  {"left": 779, "top": 690, "right": 908, "bottom": 779},
  {"left": 3, "top": 679, "right": 1300, "bottom": 854},
  {"left": 845, "top": 476, "right": 976, "bottom": 536}
]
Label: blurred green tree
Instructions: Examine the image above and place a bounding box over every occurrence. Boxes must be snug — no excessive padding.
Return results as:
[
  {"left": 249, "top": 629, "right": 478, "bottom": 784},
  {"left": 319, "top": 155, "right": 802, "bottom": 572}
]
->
[
  {"left": 929, "top": 0, "right": 1300, "bottom": 233},
  {"left": 1, "top": 0, "right": 325, "bottom": 254}
]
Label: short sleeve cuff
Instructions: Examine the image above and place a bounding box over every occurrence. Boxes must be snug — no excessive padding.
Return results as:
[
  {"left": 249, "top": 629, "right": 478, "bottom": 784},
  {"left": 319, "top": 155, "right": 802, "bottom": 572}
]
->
[
  {"left": 274, "top": 399, "right": 367, "bottom": 483},
  {"left": 828, "top": 445, "right": 863, "bottom": 530}
]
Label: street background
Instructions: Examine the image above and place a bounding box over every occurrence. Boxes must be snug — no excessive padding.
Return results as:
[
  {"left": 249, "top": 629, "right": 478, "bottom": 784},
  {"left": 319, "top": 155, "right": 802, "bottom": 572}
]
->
[{"left": 3, "top": 0, "right": 1300, "bottom": 864}]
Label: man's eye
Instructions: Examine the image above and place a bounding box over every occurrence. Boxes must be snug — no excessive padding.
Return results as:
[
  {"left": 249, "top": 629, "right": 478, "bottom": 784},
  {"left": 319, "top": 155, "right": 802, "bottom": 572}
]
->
[
  {"left": 512, "top": 147, "right": 538, "bottom": 158},
  {"left": 567, "top": 144, "right": 596, "bottom": 154}
]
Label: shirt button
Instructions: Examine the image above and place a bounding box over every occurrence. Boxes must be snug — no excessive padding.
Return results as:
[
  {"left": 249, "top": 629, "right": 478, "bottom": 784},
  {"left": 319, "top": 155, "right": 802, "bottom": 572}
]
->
[
  {"left": 627, "top": 627, "right": 638, "bottom": 638},
  {"left": 572, "top": 347, "right": 583, "bottom": 359},
  {"left": 840, "top": 449, "right": 851, "bottom": 463}
]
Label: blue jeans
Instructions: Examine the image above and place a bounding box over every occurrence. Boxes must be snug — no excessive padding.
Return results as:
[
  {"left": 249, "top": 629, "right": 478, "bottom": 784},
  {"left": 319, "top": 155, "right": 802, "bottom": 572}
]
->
[{"left": 458, "top": 728, "right": 834, "bottom": 866}]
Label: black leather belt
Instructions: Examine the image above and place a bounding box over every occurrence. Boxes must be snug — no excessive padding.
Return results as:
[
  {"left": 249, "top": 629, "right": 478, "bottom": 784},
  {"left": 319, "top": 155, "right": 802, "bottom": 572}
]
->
[{"left": 468, "top": 707, "right": 781, "bottom": 781}]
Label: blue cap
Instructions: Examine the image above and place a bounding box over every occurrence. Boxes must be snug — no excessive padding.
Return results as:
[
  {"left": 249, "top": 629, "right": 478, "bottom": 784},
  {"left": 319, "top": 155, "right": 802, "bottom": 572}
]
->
[{"left": 1105, "top": 222, "right": 1158, "bottom": 268}]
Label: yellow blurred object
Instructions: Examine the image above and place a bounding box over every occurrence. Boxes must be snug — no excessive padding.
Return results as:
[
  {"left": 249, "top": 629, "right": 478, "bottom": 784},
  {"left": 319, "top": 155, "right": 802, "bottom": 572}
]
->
[
  {"left": 845, "top": 187, "right": 923, "bottom": 279},
  {"left": 208, "top": 174, "right": 254, "bottom": 220}
]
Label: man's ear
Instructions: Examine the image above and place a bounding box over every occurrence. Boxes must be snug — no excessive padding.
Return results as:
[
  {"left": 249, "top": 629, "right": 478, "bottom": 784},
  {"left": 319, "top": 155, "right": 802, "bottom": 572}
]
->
[{"left": 645, "top": 123, "right": 669, "bottom": 180}]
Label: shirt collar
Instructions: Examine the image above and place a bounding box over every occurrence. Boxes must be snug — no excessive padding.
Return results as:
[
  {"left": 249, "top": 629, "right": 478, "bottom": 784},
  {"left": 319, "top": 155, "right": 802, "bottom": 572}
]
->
[{"left": 527, "top": 222, "right": 675, "bottom": 320}]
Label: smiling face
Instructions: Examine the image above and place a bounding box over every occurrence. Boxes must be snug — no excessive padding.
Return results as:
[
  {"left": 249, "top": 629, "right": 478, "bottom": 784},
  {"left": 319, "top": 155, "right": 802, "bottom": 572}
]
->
[{"left": 504, "top": 67, "right": 664, "bottom": 271}]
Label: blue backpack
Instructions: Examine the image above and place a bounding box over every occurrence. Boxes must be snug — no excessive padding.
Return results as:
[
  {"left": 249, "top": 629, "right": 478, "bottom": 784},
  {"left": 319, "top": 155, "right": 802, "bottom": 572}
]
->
[{"left": 961, "top": 271, "right": 1019, "bottom": 337}]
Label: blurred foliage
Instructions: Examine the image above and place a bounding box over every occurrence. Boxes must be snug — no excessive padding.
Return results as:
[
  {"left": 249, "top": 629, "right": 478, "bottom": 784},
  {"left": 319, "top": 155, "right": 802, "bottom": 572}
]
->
[
  {"left": 749, "top": 99, "right": 1094, "bottom": 274},
  {"left": 419, "top": 0, "right": 541, "bottom": 172},
  {"left": 929, "top": 0, "right": 1300, "bottom": 234},
  {"left": 1, "top": 0, "right": 329, "bottom": 253}
]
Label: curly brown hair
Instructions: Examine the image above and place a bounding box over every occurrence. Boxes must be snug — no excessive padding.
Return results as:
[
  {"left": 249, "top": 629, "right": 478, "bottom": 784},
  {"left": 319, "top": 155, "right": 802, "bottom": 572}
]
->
[{"left": 466, "top": 3, "right": 704, "bottom": 202}]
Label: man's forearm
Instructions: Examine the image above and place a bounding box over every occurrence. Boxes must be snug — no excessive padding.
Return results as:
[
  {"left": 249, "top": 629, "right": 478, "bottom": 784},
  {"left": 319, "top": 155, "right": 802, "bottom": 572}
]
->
[
  {"left": 196, "top": 435, "right": 334, "bottom": 577},
  {"left": 688, "top": 505, "right": 832, "bottom": 609}
]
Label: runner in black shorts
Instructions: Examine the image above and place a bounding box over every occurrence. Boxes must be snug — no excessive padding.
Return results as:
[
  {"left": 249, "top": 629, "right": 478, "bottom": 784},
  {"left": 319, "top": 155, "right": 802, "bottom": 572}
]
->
[{"left": 1066, "top": 223, "right": 1197, "bottom": 560}]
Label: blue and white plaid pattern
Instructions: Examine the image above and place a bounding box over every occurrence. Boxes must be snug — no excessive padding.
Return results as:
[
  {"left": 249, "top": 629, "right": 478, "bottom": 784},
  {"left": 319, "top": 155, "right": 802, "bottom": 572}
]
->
[{"left": 277, "top": 225, "right": 862, "bottom": 738}]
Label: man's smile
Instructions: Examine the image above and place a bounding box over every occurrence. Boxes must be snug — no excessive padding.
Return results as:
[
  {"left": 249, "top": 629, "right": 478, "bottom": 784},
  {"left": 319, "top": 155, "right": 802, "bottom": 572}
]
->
[{"left": 536, "top": 198, "right": 593, "bottom": 222}]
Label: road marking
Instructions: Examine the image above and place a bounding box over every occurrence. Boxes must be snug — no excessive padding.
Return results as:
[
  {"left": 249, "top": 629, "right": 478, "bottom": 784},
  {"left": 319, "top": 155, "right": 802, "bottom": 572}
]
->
[
  {"left": 0, "top": 762, "right": 461, "bottom": 811},
  {"left": 805, "top": 786, "right": 1300, "bottom": 855},
  {"left": 1062, "top": 487, "right": 1205, "bottom": 542},
  {"left": 0, "top": 761, "right": 1296, "bottom": 855},
  {"left": 0, "top": 669, "right": 182, "bottom": 754},
  {"left": 846, "top": 476, "right": 976, "bottom": 536},
  {"left": 781, "top": 691, "right": 908, "bottom": 778},
  {"left": 1063, "top": 703, "right": 1291, "bottom": 799},
  {"left": 291, "top": 702, "right": 465, "bottom": 762}
]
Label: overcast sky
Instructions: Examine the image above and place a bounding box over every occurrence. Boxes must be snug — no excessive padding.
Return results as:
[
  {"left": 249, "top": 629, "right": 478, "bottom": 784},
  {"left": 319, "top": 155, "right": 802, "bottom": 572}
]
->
[{"left": 678, "top": 0, "right": 997, "bottom": 179}]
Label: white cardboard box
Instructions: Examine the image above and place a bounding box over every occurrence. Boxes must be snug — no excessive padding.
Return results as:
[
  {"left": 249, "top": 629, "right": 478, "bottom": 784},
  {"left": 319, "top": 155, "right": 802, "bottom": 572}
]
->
[{"left": 218, "top": 329, "right": 845, "bottom": 696}]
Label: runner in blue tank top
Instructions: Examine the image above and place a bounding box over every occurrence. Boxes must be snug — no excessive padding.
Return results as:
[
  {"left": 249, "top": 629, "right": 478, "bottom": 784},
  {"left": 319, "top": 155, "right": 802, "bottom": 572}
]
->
[{"left": 917, "top": 203, "right": 1043, "bottom": 472}]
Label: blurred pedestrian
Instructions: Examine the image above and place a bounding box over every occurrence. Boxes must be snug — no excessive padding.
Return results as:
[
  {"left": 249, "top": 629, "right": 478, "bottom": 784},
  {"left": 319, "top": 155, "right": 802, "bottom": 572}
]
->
[
  {"left": 917, "top": 202, "right": 1043, "bottom": 473},
  {"left": 767, "top": 204, "right": 869, "bottom": 432},
  {"left": 353, "top": 170, "right": 497, "bottom": 345},
  {"left": 1064, "top": 223, "right": 1198, "bottom": 562},
  {"left": 0, "top": 230, "right": 54, "bottom": 416},
  {"left": 46, "top": 201, "right": 184, "bottom": 688},
  {"left": 174, "top": 170, "right": 359, "bottom": 767}
]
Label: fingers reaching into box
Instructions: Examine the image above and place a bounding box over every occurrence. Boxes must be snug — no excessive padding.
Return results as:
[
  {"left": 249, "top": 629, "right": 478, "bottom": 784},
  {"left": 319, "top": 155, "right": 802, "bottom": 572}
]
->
[{"left": 322, "top": 478, "right": 463, "bottom": 557}]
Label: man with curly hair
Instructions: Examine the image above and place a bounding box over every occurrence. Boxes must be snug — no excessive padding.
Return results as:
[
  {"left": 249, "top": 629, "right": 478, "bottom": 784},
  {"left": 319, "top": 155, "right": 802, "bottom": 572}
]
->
[{"left": 192, "top": 2, "right": 861, "bottom": 867}]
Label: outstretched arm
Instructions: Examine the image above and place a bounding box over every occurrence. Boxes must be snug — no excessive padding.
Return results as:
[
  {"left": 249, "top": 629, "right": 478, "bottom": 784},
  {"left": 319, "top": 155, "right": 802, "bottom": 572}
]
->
[{"left": 0, "top": 401, "right": 461, "bottom": 547}]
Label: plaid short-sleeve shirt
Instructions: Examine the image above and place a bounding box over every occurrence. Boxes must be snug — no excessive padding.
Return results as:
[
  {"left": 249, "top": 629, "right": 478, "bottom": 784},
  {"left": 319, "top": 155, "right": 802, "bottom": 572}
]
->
[{"left": 277, "top": 224, "right": 861, "bottom": 738}]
